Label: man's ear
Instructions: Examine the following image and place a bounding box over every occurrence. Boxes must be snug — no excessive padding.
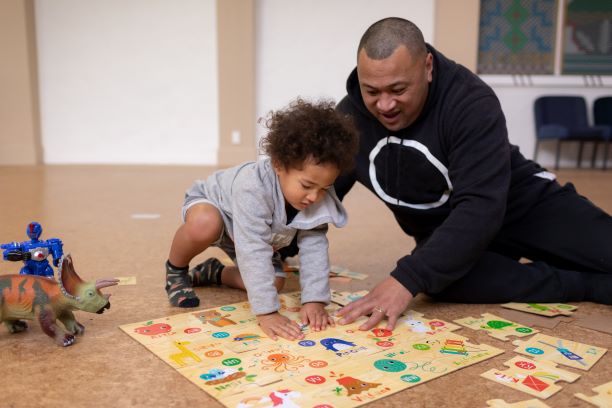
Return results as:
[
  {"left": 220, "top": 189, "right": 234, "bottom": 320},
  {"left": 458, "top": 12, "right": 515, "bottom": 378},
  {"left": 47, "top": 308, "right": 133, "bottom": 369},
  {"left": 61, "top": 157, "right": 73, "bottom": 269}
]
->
[{"left": 426, "top": 52, "right": 433, "bottom": 83}]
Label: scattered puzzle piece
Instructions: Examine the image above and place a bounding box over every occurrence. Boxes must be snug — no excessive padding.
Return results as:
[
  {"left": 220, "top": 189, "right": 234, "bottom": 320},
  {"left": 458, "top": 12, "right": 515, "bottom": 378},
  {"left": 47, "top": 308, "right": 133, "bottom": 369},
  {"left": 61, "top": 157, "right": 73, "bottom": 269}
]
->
[
  {"left": 575, "top": 380, "right": 612, "bottom": 407},
  {"left": 115, "top": 276, "right": 137, "bottom": 285},
  {"left": 331, "top": 289, "right": 369, "bottom": 306},
  {"left": 481, "top": 355, "right": 580, "bottom": 399},
  {"left": 454, "top": 313, "right": 539, "bottom": 341},
  {"left": 501, "top": 302, "right": 577, "bottom": 317},
  {"left": 512, "top": 333, "right": 607, "bottom": 371},
  {"left": 487, "top": 398, "right": 551, "bottom": 408},
  {"left": 329, "top": 265, "right": 369, "bottom": 280}
]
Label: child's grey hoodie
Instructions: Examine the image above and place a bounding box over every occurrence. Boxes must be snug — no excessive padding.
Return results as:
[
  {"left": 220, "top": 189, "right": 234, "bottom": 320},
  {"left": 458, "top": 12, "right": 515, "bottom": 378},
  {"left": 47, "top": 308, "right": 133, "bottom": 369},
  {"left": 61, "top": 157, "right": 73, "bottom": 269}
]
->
[{"left": 185, "top": 158, "right": 347, "bottom": 315}]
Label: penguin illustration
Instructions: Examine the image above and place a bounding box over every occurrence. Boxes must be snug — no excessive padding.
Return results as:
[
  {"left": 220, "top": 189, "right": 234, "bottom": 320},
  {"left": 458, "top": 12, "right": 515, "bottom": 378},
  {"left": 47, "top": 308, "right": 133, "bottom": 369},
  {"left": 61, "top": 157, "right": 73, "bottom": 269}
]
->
[{"left": 320, "top": 338, "right": 356, "bottom": 352}]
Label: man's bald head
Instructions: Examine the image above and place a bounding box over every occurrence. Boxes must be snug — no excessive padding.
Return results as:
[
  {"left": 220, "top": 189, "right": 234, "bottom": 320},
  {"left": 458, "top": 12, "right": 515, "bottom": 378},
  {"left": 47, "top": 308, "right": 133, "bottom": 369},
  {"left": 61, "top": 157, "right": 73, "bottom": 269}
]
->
[{"left": 358, "top": 17, "right": 427, "bottom": 60}]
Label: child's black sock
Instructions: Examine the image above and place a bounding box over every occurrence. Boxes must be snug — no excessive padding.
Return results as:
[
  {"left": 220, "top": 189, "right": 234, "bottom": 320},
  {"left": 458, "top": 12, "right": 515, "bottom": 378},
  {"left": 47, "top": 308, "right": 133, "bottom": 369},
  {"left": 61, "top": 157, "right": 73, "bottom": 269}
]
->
[
  {"left": 165, "top": 260, "right": 200, "bottom": 308},
  {"left": 190, "top": 258, "right": 225, "bottom": 287}
]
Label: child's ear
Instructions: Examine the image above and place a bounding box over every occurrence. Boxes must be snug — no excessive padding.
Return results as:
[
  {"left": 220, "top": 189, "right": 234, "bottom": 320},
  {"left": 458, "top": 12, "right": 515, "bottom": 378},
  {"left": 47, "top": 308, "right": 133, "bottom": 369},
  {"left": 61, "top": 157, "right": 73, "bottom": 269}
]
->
[{"left": 271, "top": 159, "right": 284, "bottom": 174}]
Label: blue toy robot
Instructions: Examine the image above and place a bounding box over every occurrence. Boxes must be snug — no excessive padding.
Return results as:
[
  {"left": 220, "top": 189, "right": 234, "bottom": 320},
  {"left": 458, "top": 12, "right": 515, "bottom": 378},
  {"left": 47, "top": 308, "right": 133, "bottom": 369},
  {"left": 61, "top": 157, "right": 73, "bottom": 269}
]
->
[{"left": 1, "top": 222, "right": 64, "bottom": 278}]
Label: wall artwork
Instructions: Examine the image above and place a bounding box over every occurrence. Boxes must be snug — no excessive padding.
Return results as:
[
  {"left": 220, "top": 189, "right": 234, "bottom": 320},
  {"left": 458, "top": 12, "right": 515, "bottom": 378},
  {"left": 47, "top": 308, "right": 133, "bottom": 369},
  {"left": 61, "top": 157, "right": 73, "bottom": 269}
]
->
[
  {"left": 478, "top": 0, "right": 557, "bottom": 74},
  {"left": 563, "top": 0, "right": 612, "bottom": 75}
]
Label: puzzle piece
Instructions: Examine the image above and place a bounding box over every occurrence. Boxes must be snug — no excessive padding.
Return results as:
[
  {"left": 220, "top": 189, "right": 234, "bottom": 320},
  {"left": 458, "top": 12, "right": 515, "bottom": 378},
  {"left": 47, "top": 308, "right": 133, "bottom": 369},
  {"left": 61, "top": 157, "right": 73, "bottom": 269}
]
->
[
  {"left": 512, "top": 333, "right": 607, "bottom": 371},
  {"left": 331, "top": 289, "right": 369, "bottom": 306},
  {"left": 481, "top": 355, "right": 580, "bottom": 399},
  {"left": 396, "top": 310, "right": 461, "bottom": 341},
  {"left": 120, "top": 291, "right": 505, "bottom": 407},
  {"left": 487, "top": 398, "right": 551, "bottom": 408},
  {"left": 575, "top": 380, "right": 612, "bottom": 407},
  {"left": 454, "top": 313, "right": 539, "bottom": 341},
  {"left": 501, "top": 302, "right": 577, "bottom": 317},
  {"left": 115, "top": 276, "right": 137, "bottom": 285},
  {"left": 329, "top": 265, "right": 369, "bottom": 280}
]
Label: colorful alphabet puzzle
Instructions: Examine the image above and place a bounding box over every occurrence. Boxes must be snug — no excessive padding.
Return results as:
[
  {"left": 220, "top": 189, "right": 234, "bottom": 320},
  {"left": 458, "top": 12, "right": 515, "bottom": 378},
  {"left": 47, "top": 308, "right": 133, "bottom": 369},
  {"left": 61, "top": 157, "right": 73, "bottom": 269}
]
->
[
  {"left": 120, "top": 292, "right": 504, "bottom": 407},
  {"left": 575, "top": 380, "right": 612, "bottom": 407},
  {"left": 453, "top": 313, "right": 539, "bottom": 341},
  {"left": 481, "top": 356, "right": 580, "bottom": 399},
  {"left": 512, "top": 333, "right": 607, "bottom": 371},
  {"left": 501, "top": 303, "right": 577, "bottom": 317},
  {"left": 486, "top": 398, "right": 551, "bottom": 408}
]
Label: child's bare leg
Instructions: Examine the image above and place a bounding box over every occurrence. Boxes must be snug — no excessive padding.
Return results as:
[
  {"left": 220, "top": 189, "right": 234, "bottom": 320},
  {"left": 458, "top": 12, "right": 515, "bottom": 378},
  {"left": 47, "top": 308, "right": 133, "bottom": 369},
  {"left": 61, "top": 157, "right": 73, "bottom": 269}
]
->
[
  {"left": 166, "top": 203, "right": 223, "bottom": 308},
  {"left": 220, "top": 267, "right": 285, "bottom": 292}
]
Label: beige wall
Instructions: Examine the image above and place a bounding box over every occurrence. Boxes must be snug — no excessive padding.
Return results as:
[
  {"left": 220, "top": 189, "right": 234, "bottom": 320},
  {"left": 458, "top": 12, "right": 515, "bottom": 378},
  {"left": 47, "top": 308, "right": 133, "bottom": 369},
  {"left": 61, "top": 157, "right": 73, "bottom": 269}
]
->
[
  {"left": 2, "top": 0, "right": 482, "bottom": 166},
  {"left": 0, "top": 0, "right": 41, "bottom": 165},
  {"left": 434, "top": 0, "right": 480, "bottom": 72},
  {"left": 217, "top": 0, "right": 257, "bottom": 166}
]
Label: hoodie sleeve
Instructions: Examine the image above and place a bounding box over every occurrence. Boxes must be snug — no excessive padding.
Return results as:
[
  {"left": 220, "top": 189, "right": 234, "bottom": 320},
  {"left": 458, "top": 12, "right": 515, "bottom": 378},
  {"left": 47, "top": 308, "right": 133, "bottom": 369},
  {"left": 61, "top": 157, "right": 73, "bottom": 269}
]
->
[
  {"left": 391, "top": 93, "right": 511, "bottom": 296},
  {"left": 231, "top": 174, "right": 280, "bottom": 315},
  {"left": 296, "top": 225, "right": 332, "bottom": 305}
]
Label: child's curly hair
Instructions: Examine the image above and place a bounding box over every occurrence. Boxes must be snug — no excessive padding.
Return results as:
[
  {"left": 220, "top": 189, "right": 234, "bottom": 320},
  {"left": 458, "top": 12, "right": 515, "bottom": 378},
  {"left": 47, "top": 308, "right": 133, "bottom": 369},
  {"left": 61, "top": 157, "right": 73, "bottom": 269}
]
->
[{"left": 259, "top": 98, "right": 358, "bottom": 172}]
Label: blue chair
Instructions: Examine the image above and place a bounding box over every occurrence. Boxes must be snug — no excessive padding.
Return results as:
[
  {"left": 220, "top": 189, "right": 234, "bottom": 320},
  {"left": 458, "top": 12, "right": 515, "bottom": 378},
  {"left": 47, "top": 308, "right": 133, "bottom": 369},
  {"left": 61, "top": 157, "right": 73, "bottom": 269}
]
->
[
  {"left": 593, "top": 96, "right": 612, "bottom": 170},
  {"left": 534, "top": 96, "right": 608, "bottom": 170}
]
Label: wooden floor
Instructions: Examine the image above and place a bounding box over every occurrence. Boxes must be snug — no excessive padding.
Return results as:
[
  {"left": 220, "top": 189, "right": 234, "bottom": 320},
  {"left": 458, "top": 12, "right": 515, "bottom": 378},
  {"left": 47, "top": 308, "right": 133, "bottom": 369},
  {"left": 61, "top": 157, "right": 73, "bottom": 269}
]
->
[{"left": 0, "top": 165, "right": 610, "bottom": 408}]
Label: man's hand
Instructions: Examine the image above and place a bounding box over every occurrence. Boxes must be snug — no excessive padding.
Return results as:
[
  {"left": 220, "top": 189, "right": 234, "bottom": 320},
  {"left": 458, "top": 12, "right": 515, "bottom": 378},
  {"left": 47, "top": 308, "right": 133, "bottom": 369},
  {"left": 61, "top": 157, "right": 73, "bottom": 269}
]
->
[
  {"left": 336, "top": 276, "right": 413, "bottom": 331},
  {"left": 257, "top": 312, "right": 304, "bottom": 341},
  {"left": 300, "top": 302, "right": 335, "bottom": 332}
]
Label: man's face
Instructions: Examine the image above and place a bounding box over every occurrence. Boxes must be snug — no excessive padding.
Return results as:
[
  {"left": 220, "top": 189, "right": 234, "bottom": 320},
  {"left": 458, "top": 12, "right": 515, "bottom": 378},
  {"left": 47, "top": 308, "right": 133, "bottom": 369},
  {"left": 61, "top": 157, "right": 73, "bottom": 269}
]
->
[{"left": 357, "top": 45, "right": 433, "bottom": 131}]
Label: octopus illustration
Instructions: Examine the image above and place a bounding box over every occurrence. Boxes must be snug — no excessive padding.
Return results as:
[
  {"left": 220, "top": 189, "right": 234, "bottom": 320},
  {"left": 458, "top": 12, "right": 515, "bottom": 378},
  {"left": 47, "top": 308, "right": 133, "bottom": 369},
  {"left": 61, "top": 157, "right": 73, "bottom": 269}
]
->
[{"left": 261, "top": 353, "right": 310, "bottom": 372}]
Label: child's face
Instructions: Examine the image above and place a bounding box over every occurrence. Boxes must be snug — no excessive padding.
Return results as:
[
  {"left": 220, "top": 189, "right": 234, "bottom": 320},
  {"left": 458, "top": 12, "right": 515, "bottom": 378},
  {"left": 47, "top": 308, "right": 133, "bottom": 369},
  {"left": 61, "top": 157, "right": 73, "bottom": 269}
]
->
[{"left": 274, "top": 160, "right": 341, "bottom": 211}]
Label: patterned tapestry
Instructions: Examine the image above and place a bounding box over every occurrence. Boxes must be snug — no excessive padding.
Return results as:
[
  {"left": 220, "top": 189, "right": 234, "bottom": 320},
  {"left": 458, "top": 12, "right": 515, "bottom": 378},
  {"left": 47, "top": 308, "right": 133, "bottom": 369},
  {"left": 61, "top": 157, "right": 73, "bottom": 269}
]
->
[
  {"left": 563, "top": 0, "right": 612, "bottom": 75},
  {"left": 478, "top": 0, "right": 557, "bottom": 74}
]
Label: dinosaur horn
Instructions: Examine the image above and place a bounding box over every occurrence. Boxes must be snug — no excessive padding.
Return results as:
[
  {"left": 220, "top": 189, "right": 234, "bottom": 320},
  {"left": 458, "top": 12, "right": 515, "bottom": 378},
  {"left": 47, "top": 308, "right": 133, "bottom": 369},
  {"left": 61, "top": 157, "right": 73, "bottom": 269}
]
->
[{"left": 95, "top": 279, "right": 120, "bottom": 290}]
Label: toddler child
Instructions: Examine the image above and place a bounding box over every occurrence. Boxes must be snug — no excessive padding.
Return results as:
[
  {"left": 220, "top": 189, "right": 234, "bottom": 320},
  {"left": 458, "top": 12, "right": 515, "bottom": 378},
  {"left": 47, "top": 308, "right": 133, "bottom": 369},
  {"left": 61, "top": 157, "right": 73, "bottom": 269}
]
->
[{"left": 165, "top": 98, "right": 358, "bottom": 341}]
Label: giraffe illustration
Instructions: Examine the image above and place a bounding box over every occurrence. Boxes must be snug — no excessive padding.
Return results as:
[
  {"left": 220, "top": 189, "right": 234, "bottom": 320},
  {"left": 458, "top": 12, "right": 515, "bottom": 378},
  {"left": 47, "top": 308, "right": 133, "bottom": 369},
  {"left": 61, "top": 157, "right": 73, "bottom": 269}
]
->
[{"left": 169, "top": 340, "right": 201, "bottom": 367}]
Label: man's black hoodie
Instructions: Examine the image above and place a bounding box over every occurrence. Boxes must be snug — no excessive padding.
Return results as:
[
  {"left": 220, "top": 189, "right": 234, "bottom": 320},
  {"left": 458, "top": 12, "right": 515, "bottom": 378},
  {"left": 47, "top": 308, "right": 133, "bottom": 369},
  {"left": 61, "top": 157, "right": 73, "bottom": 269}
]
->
[{"left": 335, "top": 44, "right": 552, "bottom": 297}]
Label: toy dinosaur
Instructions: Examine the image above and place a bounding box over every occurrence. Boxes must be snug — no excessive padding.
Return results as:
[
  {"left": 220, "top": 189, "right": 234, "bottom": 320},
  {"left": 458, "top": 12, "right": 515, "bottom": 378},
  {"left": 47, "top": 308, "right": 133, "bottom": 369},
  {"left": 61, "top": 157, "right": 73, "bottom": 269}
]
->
[{"left": 0, "top": 254, "right": 119, "bottom": 346}]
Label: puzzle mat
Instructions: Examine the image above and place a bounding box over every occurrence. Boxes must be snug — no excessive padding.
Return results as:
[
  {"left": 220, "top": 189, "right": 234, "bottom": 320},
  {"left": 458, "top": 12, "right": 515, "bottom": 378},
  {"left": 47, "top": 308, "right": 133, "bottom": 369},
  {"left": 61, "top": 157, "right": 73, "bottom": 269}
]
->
[{"left": 120, "top": 291, "right": 504, "bottom": 408}]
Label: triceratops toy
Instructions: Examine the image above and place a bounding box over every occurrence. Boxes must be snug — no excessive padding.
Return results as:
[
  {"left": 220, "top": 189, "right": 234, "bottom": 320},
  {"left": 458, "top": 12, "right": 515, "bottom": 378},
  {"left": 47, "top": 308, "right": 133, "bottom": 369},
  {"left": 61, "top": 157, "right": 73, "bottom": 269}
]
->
[{"left": 0, "top": 254, "right": 119, "bottom": 346}]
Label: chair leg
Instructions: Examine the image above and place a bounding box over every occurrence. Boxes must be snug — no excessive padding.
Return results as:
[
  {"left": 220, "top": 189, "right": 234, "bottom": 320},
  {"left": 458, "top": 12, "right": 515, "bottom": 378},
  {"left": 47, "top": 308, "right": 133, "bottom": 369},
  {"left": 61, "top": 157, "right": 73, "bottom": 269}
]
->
[
  {"left": 534, "top": 140, "right": 540, "bottom": 162},
  {"left": 577, "top": 141, "right": 584, "bottom": 168},
  {"left": 555, "top": 140, "right": 561, "bottom": 170},
  {"left": 591, "top": 141, "right": 599, "bottom": 168},
  {"left": 604, "top": 140, "right": 610, "bottom": 171}
]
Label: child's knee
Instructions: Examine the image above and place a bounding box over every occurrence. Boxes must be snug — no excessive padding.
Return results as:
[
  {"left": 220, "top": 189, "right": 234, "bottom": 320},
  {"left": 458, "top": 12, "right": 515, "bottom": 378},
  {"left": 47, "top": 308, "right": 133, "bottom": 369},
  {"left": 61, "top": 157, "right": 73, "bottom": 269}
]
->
[{"left": 184, "top": 206, "right": 223, "bottom": 243}]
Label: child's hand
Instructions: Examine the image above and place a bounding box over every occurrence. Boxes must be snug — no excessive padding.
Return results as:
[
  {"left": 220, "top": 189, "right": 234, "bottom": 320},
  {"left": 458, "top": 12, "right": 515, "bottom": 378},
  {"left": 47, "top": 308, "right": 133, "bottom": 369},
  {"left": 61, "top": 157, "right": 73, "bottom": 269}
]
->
[
  {"left": 300, "top": 302, "right": 335, "bottom": 332},
  {"left": 257, "top": 312, "right": 304, "bottom": 341}
]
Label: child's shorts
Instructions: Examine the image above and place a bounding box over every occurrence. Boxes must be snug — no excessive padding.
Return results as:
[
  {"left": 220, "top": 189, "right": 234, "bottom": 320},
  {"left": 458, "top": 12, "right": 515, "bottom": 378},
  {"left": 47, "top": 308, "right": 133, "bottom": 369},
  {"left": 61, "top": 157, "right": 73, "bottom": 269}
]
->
[{"left": 181, "top": 197, "right": 287, "bottom": 279}]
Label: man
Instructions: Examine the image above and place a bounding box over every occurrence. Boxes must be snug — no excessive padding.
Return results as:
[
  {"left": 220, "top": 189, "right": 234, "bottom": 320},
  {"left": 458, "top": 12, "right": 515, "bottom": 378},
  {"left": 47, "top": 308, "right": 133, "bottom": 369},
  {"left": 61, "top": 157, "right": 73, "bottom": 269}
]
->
[{"left": 334, "top": 17, "right": 612, "bottom": 331}]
